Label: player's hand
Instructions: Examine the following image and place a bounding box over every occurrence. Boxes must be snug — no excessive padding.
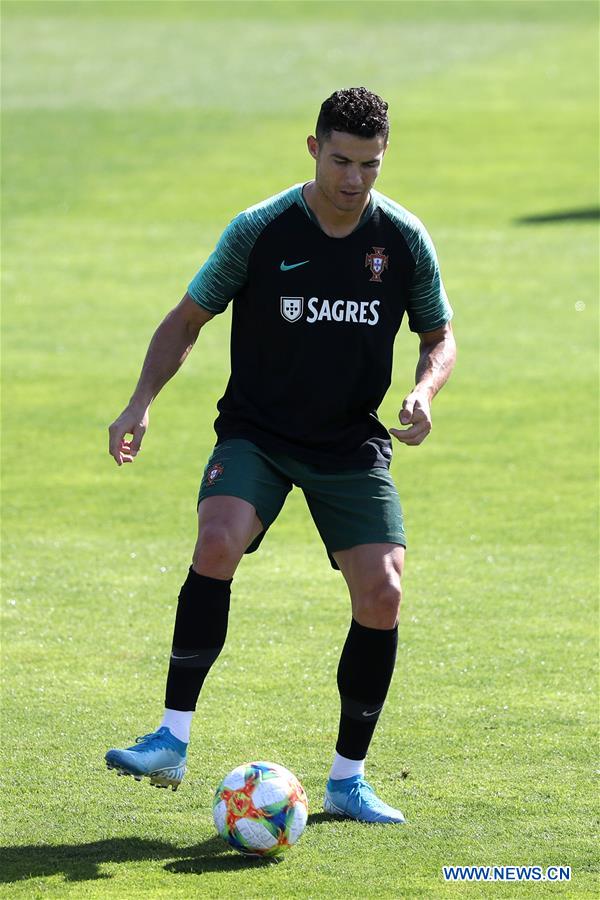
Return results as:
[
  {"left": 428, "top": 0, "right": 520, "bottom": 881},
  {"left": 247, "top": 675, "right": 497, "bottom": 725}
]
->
[
  {"left": 390, "top": 390, "right": 432, "bottom": 446},
  {"left": 108, "top": 406, "right": 149, "bottom": 466}
]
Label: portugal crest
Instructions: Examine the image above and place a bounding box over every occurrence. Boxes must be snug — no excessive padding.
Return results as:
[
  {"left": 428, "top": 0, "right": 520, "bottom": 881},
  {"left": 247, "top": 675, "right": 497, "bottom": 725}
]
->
[
  {"left": 280, "top": 296, "right": 304, "bottom": 322},
  {"left": 365, "top": 247, "right": 389, "bottom": 283},
  {"left": 206, "top": 462, "right": 224, "bottom": 486}
]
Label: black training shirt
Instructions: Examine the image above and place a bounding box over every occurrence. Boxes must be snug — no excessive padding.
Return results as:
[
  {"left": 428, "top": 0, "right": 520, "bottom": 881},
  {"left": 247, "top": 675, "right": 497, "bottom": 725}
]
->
[{"left": 188, "top": 184, "right": 452, "bottom": 469}]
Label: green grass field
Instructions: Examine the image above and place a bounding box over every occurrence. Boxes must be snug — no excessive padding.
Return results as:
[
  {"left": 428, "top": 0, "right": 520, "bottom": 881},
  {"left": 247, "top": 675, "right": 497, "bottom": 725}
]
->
[{"left": 1, "top": 0, "right": 598, "bottom": 896}]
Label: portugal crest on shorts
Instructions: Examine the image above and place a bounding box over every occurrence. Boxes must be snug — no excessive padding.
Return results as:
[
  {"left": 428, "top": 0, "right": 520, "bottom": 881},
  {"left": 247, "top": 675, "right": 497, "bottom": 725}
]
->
[
  {"left": 365, "top": 247, "right": 388, "bottom": 283},
  {"left": 280, "top": 296, "right": 304, "bottom": 322},
  {"left": 206, "top": 462, "right": 224, "bottom": 486}
]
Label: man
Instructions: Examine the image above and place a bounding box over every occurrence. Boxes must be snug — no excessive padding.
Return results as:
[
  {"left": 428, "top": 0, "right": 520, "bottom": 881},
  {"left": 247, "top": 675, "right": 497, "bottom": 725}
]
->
[{"left": 105, "top": 87, "right": 456, "bottom": 824}]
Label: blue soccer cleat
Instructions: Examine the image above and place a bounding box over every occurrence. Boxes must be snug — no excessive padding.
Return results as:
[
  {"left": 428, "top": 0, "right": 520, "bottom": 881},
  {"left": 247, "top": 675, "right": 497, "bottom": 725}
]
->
[
  {"left": 323, "top": 775, "right": 406, "bottom": 824},
  {"left": 105, "top": 727, "right": 187, "bottom": 790}
]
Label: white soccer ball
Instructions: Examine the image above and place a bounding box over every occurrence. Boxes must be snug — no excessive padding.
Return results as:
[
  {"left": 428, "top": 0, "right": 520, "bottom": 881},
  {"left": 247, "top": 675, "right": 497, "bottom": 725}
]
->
[{"left": 213, "top": 761, "right": 308, "bottom": 857}]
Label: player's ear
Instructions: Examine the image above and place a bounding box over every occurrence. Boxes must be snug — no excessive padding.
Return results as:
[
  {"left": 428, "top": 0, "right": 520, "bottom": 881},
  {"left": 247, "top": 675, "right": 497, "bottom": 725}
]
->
[{"left": 307, "top": 135, "right": 319, "bottom": 160}]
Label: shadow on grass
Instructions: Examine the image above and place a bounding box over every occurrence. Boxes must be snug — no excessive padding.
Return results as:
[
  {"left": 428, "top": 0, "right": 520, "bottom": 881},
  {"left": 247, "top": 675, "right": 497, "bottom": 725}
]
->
[
  {"left": 166, "top": 812, "right": 349, "bottom": 874},
  {"left": 0, "top": 814, "right": 342, "bottom": 883},
  {"left": 165, "top": 847, "right": 280, "bottom": 875},
  {"left": 307, "top": 811, "right": 347, "bottom": 825},
  {"left": 515, "top": 206, "right": 600, "bottom": 224},
  {"left": 0, "top": 835, "right": 258, "bottom": 884}
]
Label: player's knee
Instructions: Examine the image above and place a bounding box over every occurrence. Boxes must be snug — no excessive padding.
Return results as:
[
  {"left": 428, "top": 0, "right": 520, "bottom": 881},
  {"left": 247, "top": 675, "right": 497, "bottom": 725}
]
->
[
  {"left": 357, "top": 579, "right": 401, "bottom": 629},
  {"left": 193, "top": 522, "right": 242, "bottom": 577},
  {"left": 376, "top": 580, "right": 402, "bottom": 626}
]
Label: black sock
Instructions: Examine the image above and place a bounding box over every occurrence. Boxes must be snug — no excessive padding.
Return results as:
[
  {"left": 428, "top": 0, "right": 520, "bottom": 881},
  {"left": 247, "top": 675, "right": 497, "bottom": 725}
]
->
[
  {"left": 335, "top": 618, "right": 398, "bottom": 761},
  {"left": 164, "top": 567, "right": 232, "bottom": 711}
]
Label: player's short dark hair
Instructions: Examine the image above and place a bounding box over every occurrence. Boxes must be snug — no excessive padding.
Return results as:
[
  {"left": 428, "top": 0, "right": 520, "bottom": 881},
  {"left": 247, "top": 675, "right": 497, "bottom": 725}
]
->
[{"left": 316, "top": 87, "right": 389, "bottom": 143}]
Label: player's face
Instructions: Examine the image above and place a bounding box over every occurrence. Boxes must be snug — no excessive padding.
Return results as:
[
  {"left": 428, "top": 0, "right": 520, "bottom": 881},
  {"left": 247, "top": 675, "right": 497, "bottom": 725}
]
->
[{"left": 307, "top": 130, "right": 387, "bottom": 213}]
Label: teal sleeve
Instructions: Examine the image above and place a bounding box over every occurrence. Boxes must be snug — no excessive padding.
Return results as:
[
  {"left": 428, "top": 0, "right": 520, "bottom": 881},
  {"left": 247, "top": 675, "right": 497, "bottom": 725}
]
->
[
  {"left": 187, "top": 212, "right": 253, "bottom": 314},
  {"left": 405, "top": 224, "right": 453, "bottom": 333},
  {"left": 187, "top": 186, "right": 301, "bottom": 314}
]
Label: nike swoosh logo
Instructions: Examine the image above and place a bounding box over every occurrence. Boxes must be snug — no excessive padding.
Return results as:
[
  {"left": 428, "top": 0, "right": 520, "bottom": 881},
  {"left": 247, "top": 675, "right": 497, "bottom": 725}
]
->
[
  {"left": 362, "top": 707, "right": 384, "bottom": 718},
  {"left": 280, "top": 259, "right": 310, "bottom": 271},
  {"left": 171, "top": 653, "right": 200, "bottom": 660}
]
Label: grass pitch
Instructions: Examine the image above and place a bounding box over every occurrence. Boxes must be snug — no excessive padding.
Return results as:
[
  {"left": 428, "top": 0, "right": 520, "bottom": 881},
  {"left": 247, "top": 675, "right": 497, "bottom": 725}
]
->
[{"left": 1, "top": 1, "right": 598, "bottom": 897}]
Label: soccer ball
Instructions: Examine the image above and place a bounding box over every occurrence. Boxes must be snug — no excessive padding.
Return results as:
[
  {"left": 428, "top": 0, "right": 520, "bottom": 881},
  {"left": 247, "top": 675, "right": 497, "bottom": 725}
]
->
[{"left": 213, "top": 761, "right": 308, "bottom": 858}]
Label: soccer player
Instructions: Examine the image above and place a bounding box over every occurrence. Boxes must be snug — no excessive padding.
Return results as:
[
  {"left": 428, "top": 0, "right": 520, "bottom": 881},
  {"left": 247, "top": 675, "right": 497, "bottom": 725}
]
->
[{"left": 105, "top": 87, "right": 456, "bottom": 824}]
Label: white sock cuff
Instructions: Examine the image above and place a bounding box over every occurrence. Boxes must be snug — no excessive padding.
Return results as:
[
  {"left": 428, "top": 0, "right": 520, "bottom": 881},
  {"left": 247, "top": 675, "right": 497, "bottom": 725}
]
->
[
  {"left": 160, "top": 708, "right": 193, "bottom": 744},
  {"left": 329, "top": 752, "right": 365, "bottom": 781}
]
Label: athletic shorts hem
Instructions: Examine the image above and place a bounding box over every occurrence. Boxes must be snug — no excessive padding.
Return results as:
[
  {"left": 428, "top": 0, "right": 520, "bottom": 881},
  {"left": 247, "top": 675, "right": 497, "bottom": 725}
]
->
[
  {"left": 197, "top": 439, "right": 405, "bottom": 572},
  {"left": 328, "top": 538, "right": 407, "bottom": 556},
  {"left": 197, "top": 485, "right": 279, "bottom": 534}
]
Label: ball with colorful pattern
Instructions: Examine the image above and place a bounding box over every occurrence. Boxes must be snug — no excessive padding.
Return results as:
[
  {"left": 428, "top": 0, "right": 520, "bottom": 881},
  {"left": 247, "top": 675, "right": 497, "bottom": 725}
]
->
[{"left": 213, "top": 761, "right": 308, "bottom": 857}]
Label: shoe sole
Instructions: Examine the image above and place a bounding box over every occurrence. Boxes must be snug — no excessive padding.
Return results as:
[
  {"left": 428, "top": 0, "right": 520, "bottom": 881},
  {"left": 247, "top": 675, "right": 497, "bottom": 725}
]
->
[{"left": 105, "top": 761, "right": 185, "bottom": 791}]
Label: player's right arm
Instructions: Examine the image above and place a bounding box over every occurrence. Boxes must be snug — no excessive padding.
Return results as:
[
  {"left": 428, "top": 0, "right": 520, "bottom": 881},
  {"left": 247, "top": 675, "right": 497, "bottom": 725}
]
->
[
  {"left": 109, "top": 205, "right": 257, "bottom": 465},
  {"left": 108, "top": 293, "right": 213, "bottom": 466}
]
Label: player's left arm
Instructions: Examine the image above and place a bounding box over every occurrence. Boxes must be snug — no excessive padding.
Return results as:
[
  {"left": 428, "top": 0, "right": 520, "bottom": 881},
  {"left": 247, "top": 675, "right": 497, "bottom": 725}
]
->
[{"left": 390, "top": 322, "right": 456, "bottom": 446}]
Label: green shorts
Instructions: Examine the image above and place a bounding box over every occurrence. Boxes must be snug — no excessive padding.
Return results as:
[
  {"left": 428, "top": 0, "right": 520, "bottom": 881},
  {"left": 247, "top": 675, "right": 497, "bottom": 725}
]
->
[{"left": 197, "top": 439, "right": 406, "bottom": 570}]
